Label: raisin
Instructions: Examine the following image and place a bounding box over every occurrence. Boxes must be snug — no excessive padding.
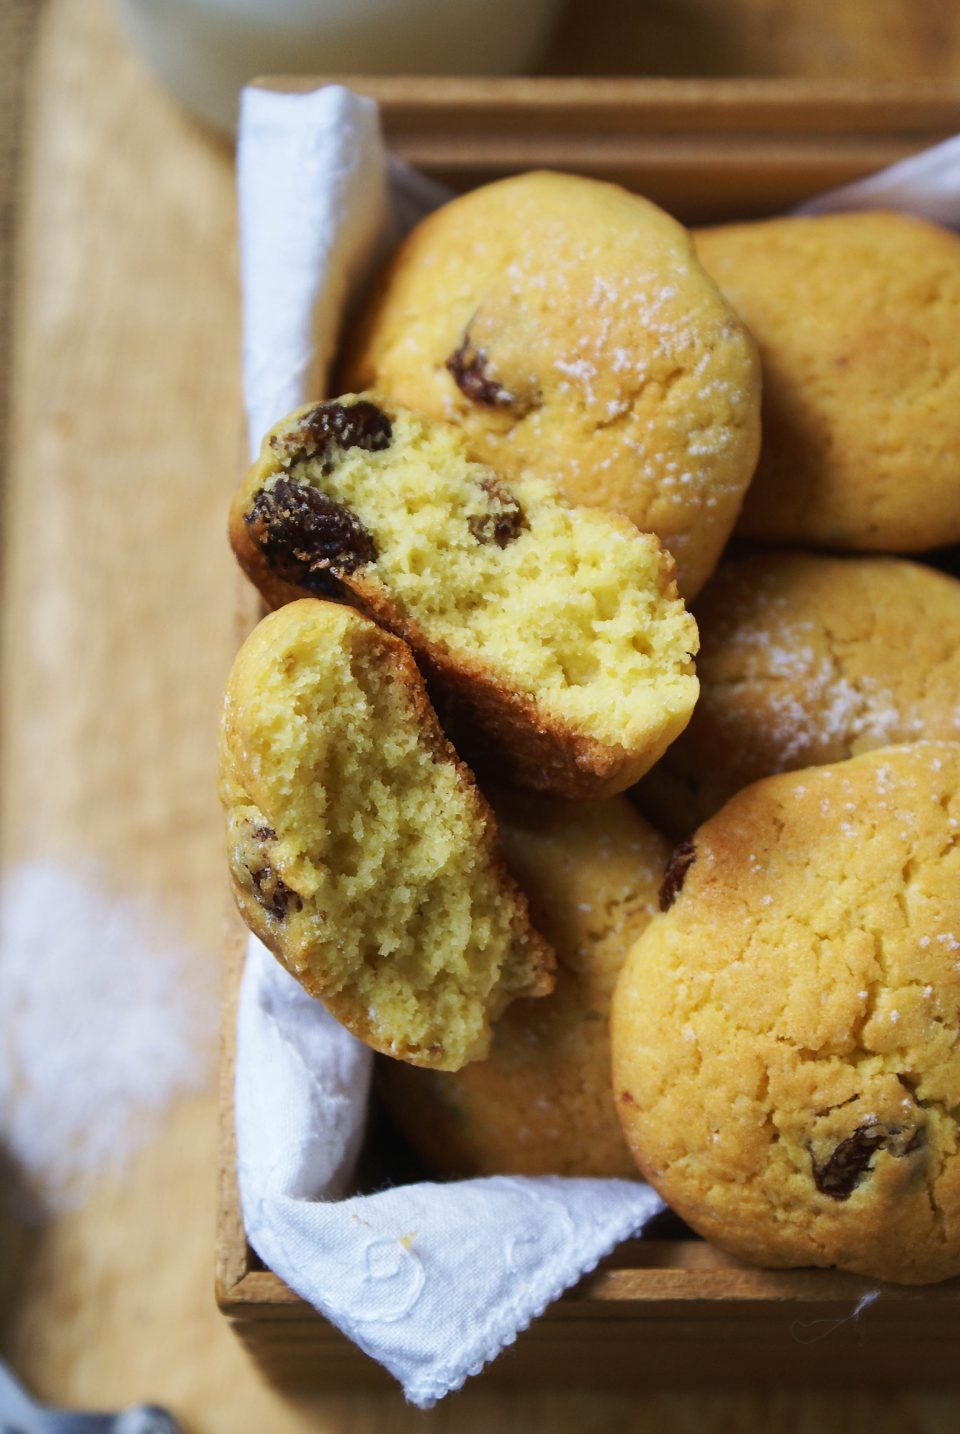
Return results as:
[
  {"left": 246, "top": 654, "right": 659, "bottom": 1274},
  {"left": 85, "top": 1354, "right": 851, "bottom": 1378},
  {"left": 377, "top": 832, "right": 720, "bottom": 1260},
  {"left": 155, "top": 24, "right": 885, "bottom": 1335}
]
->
[
  {"left": 659, "top": 841, "right": 696, "bottom": 912},
  {"left": 252, "top": 824, "right": 276, "bottom": 842},
  {"left": 446, "top": 336, "right": 515, "bottom": 408},
  {"left": 468, "top": 475, "right": 527, "bottom": 548},
  {"left": 270, "top": 399, "right": 392, "bottom": 468},
  {"left": 811, "top": 1123, "right": 923, "bottom": 1201},
  {"left": 249, "top": 864, "right": 303, "bottom": 921},
  {"left": 245, "top": 479, "right": 377, "bottom": 594}
]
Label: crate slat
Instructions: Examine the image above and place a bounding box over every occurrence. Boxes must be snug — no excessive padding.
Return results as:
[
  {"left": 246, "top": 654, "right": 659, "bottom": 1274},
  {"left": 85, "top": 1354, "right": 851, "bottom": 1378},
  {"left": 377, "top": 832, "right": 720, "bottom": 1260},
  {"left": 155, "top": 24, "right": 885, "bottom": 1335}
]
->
[{"left": 255, "top": 77, "right": 960, "bottom": 216}]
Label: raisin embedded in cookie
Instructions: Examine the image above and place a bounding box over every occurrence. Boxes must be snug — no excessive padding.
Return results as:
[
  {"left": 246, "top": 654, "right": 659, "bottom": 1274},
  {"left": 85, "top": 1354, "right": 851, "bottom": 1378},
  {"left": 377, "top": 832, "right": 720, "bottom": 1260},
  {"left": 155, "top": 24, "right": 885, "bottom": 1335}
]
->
[
  {"left": 339, "top": 170, "right": 762, "bottom": 598},
  {"left": 378, "top": 792, "right": 671, "bottom": 1178},
  {"left": 229, "top": 393, "right": 699, "bottom": 800},
  {"left": 218, "top": 599, "right": 554, "bottom": 1071},
  {"left": 637, "top": 553, "right": 960, "bottom": 837},
  {"left": 613, "top": 743, "right": 960, "bottom": 1284},
  {"left": 695, "top": 210, "right": 960, "bottom": 552}
]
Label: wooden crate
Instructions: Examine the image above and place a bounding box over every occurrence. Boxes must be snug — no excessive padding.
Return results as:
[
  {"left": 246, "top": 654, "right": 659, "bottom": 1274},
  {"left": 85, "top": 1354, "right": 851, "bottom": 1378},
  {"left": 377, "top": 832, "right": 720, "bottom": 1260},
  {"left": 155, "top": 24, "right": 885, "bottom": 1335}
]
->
[
  {"left": 217, "top": 78, "right": 960, "bottom": 1391},
  {"left": 257, "top": 75, "right": 960, "bottom": 218}
]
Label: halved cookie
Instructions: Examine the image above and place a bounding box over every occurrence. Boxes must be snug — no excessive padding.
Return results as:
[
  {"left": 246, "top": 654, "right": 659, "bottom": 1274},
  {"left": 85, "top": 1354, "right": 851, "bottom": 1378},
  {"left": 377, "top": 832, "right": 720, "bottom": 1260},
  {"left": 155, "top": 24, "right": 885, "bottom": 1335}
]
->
[
  {"left": 378, "top": 790, "right": 671, "bottom": 1178},
  {"left": 229, "top": 394, "right": 699, "bottom": 799},
  {"left": 219, "top": 599, "right": 554, "bottom": 1071}
]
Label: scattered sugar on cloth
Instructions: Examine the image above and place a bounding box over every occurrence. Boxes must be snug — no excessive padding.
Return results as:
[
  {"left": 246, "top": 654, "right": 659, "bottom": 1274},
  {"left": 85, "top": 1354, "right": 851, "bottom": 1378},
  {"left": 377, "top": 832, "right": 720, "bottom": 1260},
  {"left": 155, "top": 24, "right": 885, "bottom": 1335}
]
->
[{"left": 0, "top": 860, "right": 218, "bottom": 1217}]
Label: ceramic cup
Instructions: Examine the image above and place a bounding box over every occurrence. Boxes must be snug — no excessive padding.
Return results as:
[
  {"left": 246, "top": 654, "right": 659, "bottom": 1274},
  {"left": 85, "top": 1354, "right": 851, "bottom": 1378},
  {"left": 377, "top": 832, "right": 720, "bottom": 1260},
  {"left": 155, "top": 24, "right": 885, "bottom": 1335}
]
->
[{"left": 117, "top": 0, "right": 563, "bottom": 134}]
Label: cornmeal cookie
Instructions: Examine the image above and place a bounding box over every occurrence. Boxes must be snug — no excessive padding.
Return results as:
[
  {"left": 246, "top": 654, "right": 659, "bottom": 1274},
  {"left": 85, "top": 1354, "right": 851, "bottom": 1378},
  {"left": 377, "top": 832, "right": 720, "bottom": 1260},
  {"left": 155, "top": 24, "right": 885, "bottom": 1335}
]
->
[
  {"left": 379, "top": 792, "right": 670, "bottom": 1178},
  {"left": 638, "top": 553, "right": 960, "bottom": 836},
  {"left": 695, "top": 211, "right": 960, "bottom": 551},
  {"left": 230, "top": 393, "right": 699, "bottom": 799},
  {"left": 613, "top": 744, "right": 960, "bottom": 1284},
  {"left": 339, "top": 171, "right": 761, "bottom": 597},
  {"left": 219, "top": 599, "right": 554, "bottom": 1071}
]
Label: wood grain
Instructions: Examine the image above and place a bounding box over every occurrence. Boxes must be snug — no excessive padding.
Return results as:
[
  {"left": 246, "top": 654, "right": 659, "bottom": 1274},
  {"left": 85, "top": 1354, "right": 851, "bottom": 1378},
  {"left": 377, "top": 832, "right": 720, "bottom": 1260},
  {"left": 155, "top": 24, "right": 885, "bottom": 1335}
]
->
[
  {"left": 260, "top": 76, "right": 960, "bottom": 216},
  {"left": 7, "top": 0, "right": 960, "bottom": 1429}
]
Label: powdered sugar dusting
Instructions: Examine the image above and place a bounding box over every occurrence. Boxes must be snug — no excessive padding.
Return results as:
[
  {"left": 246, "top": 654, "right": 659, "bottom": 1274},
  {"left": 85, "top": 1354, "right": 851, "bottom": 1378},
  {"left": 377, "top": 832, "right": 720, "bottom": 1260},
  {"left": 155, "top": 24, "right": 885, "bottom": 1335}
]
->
[
  {"left": 701, "top": 568, "right": 924, "bottom": 772},
  {"left": 0, "top": 860, "right": 218, "bottom": 1217}
]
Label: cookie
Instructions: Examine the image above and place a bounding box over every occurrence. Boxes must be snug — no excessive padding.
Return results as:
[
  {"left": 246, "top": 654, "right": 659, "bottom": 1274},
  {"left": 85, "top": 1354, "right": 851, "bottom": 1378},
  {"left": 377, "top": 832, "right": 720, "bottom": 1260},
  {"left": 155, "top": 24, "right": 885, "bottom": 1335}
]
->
[
  {"left": 379, "top": 792, "right": 670, "bottom": 1178},
  {"left": 638, "top": 553, "right": 960, "bottom": 836},
  {"left": 339, "top": 170, "right": 761, "bottom": 597},
  {"left": 695, "top": 210, "right": 960, "bottom": 551},
  {"left": 613, "top": 744, "right": 960, "bottom": 1284},
  {"left": 218, "top": 599, "right": 554, "bottom": 1071},
  {"left": 229, "top": 393, "right": 699, "bottom": 800}
]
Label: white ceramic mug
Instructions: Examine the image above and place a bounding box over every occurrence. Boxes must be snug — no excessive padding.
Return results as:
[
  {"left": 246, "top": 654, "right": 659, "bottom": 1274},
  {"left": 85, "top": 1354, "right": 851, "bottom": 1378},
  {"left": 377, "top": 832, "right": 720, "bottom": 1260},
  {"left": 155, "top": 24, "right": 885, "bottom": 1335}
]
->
[{"left": 117, "top": 0, "right": 563, "bottom": 134}]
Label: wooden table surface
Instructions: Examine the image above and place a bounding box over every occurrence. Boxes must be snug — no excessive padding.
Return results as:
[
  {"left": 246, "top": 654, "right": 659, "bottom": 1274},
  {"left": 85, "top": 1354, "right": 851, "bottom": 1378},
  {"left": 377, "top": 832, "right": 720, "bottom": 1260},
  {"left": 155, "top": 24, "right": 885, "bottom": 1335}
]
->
[{"left": 3, "top": 1, "right": 960, "bottom": 1429}]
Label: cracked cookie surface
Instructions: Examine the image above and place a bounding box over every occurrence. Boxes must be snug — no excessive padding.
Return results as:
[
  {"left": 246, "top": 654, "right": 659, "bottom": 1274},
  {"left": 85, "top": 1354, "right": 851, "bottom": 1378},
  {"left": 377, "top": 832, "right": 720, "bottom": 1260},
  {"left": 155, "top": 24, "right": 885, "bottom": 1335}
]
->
[
  {"left": 339, "top": 171, "right": 761, "bottom": 598},
  {"left": 695, "top": 210, "right": 960, "bottom": 552},
  {"left": 638, "top": 553, "right": 960, "bottom": 836},
  {"left": 378, "top": 792, "right": 670, "bottom": 1178},
  {"left": 612, "top": 743, "right": 960, "bottom": 1283}
]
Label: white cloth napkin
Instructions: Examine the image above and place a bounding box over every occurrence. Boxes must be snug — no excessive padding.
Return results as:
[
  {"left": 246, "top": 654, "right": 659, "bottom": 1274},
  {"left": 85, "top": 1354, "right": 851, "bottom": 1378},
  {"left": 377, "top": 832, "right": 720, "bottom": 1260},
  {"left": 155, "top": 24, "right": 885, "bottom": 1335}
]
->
[
  {"left": 236, "top": 938, "right": 664, "bottom": 1407},
  {"left": 795, "top": 131, "right": 960, "bottom": 225},
  {"left": 238, "top": 85, "right": 388, "bottom": 455},
  {"left": 235, "top": 85, "right": 664, "bottom": 1407},
  {"left": 234, "top": 83, "right": 960, "bottom": 1407}
]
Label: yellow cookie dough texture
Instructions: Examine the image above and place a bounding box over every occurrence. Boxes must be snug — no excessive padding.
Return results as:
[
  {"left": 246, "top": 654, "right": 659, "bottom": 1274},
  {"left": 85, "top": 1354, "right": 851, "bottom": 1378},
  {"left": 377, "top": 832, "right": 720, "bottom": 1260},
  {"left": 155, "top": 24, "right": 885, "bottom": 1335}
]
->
[
  {"left": 613, "top": 743, "right": 960, "bottom": 1284},
  {"left": 218, "top": 599, "right": 554, "bottom": 1071},
  {"left": 340, "top": 171, "right": 762, "bottom": 597},
  {"left": 695, "top": 210, "right": 960, "bottom": 551},
  {"left": 231, "top": 394, "right": 699, "bottom": 800},
  {"left": 379, "top": 792, "right": 670, "bottom": 1178},
  {"left": 640, "top": 553, "right": 960, "bottom": 836}
]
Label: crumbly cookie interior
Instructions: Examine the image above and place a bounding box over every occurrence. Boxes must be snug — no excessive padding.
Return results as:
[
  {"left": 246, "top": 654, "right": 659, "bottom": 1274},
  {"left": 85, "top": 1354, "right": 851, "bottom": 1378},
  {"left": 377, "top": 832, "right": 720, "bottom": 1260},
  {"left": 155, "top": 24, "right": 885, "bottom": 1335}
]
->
[
  {"left": 378, "top": 791, "right": 671, "bottom": 1178},
  {"left": 255, "top": 399, "right": 698, "bottom": 751},
  {"left": 221, "top": 602, "right": 547, "bottom": 1069}
]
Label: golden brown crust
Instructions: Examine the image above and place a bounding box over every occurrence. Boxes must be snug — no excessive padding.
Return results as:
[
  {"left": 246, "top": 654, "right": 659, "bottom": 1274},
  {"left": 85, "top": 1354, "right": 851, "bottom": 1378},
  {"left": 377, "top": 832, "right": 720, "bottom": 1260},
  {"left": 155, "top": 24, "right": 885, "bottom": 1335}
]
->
[
  {"left": 614, "top": 743, "right": 960, "bottom": 1284},
  {"left": 695, "top": 210, "right": 960, "bottom": 552},
  {"left": 219, "top": 599, "right": 554, "bottom": 1070}
]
